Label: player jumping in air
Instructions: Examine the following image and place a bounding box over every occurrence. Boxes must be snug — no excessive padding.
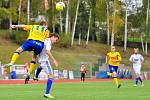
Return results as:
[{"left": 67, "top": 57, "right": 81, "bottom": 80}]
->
[
  {"left": 106, "top": 46, "right": 122, "bottom": 88},
  {"left": 129, "top": 48, "right": 144, "bottom": 87},
  {"left": 29, "top": 33, "right": 59, "bottom": 98},
  {"left": 7, "top": 21, "right": 49, "bottom": 81}
]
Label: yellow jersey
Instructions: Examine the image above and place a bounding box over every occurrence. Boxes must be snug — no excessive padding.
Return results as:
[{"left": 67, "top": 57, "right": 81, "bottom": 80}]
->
[
  {"left": 106, "top": 51, "right": 122, "bottom": 66},
  {"left": 23, "top": 25, "right": 49, "bottom": 42}
]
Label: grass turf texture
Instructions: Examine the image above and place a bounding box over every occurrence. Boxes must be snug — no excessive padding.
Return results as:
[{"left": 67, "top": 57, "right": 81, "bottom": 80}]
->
[{"left": 0, "top": 80, "right": 150, "bottom": 100}]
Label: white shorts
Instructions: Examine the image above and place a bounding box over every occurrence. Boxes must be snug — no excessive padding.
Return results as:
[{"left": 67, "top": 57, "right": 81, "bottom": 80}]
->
[
  {"left": 38, "top": 60, "right": 53, "bottom": 75},
  {"left": 133, "top": 65, "right": 141, "bottom": 74}
]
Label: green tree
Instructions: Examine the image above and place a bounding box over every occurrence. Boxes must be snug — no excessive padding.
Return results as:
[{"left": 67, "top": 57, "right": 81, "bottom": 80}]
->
[{"left": 0, "top": 0, "right": 19, "bottom": 30}]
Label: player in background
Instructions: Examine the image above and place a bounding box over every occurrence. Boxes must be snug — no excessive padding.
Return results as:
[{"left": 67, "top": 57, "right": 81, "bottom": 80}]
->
[
  {"left": 30, "top": 33, "right": 59, "bottom": 98},
  {"left": 6, "top": 21, "right": 49, "bottom": 82},
  {"left": 129, "top": 48, "right": 144, "bottom": 87},
  {"left": 80, "top": 64, "right": 86, "bottom": 82},
  {"left": 106, "top": 46, "right": 122, "bottom": 88}
]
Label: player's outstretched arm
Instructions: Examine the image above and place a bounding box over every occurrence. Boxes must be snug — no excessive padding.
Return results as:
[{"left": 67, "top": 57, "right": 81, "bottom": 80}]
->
[
  {"left": 117, "top": 52, "right": 122, "bottom": 62},
  {"left": 11, "top": 25, "right": 26, "bottom": 28}
]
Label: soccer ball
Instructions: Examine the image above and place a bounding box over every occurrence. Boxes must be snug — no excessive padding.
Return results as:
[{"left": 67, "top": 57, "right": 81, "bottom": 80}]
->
[{"left": 56, "top": 1, "right": 65, "bottom": 11}]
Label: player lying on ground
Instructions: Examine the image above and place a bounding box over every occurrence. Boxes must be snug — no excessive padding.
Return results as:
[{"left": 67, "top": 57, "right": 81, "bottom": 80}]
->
[
  {"left": 106, "top": 46, "right": 122, "bottom": 88},
  {"left": 7, "top": 21, "right": 49, "bottom": 76},
  {"left": 129, "top": 48, "right": 144, "bottom": 87},
  {"left": 25, "top": 33, "right": 59, "bottom": 98}
]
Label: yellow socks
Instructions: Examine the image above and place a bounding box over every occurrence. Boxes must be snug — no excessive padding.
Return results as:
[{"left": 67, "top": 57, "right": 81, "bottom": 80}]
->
[
  {"left": 29, "top": 61, "right": 36, "bottom": 74},
  {"left": 114, "top": 78, "right": 119, "bottom": 87},
  {"left": 10, "top": 52, "right": 20, "bottom": 64}
]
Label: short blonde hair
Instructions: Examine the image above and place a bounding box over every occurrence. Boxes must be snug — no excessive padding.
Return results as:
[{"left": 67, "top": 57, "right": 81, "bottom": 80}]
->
[
  {"left": 39, "top": 20, "right": 48, "bottom": 26},
  {"left": 134, "top": 48, "right": 139, "bottom": 51}
]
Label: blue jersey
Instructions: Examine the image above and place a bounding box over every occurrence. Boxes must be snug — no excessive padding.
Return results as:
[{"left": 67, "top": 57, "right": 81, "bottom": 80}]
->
[{"left": 21, "top": 39, "right": 44, "bottom": 55}]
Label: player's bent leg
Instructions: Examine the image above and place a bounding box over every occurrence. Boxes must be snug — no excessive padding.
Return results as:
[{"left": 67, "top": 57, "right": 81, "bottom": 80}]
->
[
  {"left": 29, "top": 61, "right": 36, "bottom": 74},
  {"left": 137, "top": 73, "right": 144, "bottom": 86},
  {"left": 29, "top": 54, "right": 37, "bottom": 74},
  {"left": 10, "top": 52, "right": 20, "bottom": 65},
  {"left": 11, "top": 47, "right": 23, "bottom": 62},
  {"left": 33, "top": 66, "right": 43, "bottom": 81},
  {"left": 7, "top": 47, "right": 23, "bottom": 67},
  {"left": 25, "top": 60, "right": 36, "bottom": 84}
]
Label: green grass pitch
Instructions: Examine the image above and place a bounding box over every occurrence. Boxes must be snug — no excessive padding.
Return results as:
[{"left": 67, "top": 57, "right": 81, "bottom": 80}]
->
[{"left": 0, "top": 80, "right": 150, "bottom": 100}]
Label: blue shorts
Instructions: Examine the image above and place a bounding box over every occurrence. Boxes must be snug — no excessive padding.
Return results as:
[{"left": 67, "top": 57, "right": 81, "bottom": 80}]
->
[
  {"left": 109, "top": 65, "right": 118, "bottom": 73},
  {"left": 21, "top": 39, "right": 44, "bottom": 55},
  {"left": 11, "top": 71, "right": 16, "bottom": 79}
]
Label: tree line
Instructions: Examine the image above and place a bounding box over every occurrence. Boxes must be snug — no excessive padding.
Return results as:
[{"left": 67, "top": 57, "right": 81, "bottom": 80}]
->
[{"left": 0, "top": 0, "right": 149, "bottom": 53}]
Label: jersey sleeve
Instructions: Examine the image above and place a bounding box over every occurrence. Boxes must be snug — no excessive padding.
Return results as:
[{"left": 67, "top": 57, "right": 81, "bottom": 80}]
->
[
  {"left": 45, "top": 29, "right": 49, "bottom": 38},
  {"left": 44, "top": 38, "right": 51, "bottom": 50},
  {"left": 23, "top": 25, "right": 32, "bottom": 31},
  {"left": 117, "top": 52, "right": 122, "bottom": 61}
]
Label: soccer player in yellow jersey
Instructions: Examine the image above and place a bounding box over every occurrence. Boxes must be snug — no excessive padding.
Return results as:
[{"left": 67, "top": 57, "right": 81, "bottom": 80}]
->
[
  {"left": 106, "top": 46, "right": 122, "bottom": 88},
  {"left": 7, "top": 21, "right": 49, "bottom": 83}
]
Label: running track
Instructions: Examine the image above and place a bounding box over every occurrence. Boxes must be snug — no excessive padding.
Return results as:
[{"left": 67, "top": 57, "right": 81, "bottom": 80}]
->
[{"left": 0, "top": 79, "right": 130, "bottom": 84}]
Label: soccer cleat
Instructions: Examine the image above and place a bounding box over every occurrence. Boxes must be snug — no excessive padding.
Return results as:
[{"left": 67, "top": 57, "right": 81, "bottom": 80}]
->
[
  {"left": 44, "top": 94, "right": 55, "bottom": 98},
  {"left": 141, "top": 83, "right": 144, "bottom": 87},
  {"left": 134, "top": 84, "right": 137, "bottom": 87},
  {"left": 25, "top": 74, "right": 30, "bottom": 84},
  {"left": 5, "top": 63, "right": 13, "bottom": 67},
  {"left": 33, "top": 77, "right": 38, "bottom": 81},
  {"left": 117, "top": 84, "right": 121, "bottom": 88}
]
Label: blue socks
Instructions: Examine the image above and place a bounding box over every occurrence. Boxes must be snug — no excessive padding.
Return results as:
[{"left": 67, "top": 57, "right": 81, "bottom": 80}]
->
[
  {"left": 135, "top": 77, "right": 143, "bottom": 85},
  {"left": 45, "top": 78, "right": 53, "bottom": 94},
  {"left": 139, "top": 77, "right": 143, "bottom": 83},
  {"left": 35, "top": 67, "right": 43, "bottom": 78},
  {"left": 135, "top": 77, "right": 139, "bottom": 85}
]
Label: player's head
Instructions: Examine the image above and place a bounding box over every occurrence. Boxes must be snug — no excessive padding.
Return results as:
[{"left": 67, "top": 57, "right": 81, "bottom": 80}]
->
[
  {"left": 134, "top": 48, "right": 139, "bottom": 54},
  {"left": 39, "top": 20, "right": 48, "bottom": 27},
  {"left": 111, "top": 46, "right": 116, "bottom": 52},
  {"left": 49, "top": 33, "right": 59, "bottom": 43},
  {"left": 81, "top": 64, "right": 86, "bottom": 67}
]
